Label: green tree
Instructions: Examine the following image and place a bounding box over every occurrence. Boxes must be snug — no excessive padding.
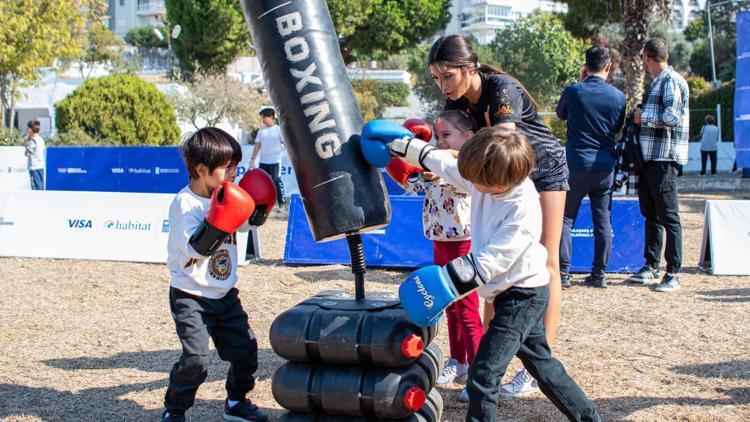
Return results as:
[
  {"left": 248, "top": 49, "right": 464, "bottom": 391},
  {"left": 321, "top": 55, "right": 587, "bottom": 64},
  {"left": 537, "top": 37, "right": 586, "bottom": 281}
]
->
[
  {"left": 327, "top": 0, "right": 451, "bottom": 63},
  {"left": 55, "top": 74, "right": 180, "bottom": 145},
  {"left": 165, "top": 73, "right": 268, "bottom": 130},
  {"left": 564, "top": 0, "right": 671, "bottom": 107},
  {"left": 684, "top": 3, "right": 745, "bottom": 82},
  {"left": 124, "top": 25, "right": 168, "bottom": 48},
  {"left": 75, "top": 23, "right": 124, "bottom": 78},
  {"left": 490, "top": 13, "right": 587, "bottom": 107},
  {"left": 0, "top": 0, "right": 106, "bottom": 127},
  {"left": 350, "top": 79, "right": 409, "bottom": 120},
  {"left": 165, "top": 0, "right": 249, "bottom": 76}
]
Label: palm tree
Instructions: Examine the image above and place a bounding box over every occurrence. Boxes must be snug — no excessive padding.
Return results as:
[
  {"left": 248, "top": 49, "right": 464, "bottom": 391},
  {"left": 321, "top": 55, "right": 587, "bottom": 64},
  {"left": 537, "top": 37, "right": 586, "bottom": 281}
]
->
[{"left": 620, "top": 0, "right": 670, "bottom": 108}]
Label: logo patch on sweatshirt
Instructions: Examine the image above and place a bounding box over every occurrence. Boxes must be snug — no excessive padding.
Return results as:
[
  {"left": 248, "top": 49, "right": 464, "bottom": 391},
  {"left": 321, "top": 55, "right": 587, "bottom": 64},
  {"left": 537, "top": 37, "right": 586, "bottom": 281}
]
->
[{"left": 208, "top": 249, "right": 232, "bottom": 281}]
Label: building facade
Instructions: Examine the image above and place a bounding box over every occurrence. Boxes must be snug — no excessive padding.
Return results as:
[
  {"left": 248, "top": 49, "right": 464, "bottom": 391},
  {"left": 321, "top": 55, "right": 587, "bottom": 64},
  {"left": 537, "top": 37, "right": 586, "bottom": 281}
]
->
[
  {"left": 107, "top": 0, "right": 166, "bottom": 38},
  {"left": 440, "top": 0, "right": 569, "bottom": 44},
  {"left": 670, "top": 0, "right": 706, "bottom": 31}
]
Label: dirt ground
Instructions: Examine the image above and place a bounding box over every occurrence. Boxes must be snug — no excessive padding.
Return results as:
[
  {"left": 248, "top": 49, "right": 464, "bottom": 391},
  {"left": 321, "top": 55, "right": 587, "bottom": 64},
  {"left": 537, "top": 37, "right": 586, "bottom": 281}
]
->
[{"left": 1, "top": 192, "right": 749, "bottom": 422}]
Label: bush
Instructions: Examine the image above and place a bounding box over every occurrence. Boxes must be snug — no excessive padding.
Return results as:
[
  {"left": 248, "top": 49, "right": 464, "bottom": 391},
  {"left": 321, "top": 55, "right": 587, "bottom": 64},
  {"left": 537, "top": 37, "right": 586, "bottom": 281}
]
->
[
  {"left": 690, "top": 80, "right": 734, "bottom": 141},
  {"left": 48, "top": 127, "right": 116, "bottom": 146},
  {"left": 124, "top": 25, "right": 167, "bottom": 48},
  {"left": 55, "top": 74, "right": 181, "bottom": 145},
  {"left": 351, "top": 79, "right": 409, "bottom": 119},
  {"left": 0, "top": 127, "right": 26, "bottom": 146},
  {"left": 687, "top": 76, "right": 710, "bottom": 96}
]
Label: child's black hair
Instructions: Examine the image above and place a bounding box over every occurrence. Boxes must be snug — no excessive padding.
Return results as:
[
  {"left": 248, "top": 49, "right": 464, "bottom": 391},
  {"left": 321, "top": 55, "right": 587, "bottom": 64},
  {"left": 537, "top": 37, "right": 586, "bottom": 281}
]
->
[{"left": 181, "top": 127, "right": 242, "bottom": 180}]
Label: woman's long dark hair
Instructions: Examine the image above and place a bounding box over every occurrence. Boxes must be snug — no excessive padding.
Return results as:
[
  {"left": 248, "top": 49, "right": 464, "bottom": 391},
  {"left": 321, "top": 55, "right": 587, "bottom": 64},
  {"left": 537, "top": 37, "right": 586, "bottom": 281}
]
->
[{"left": 428, "top": 35, "right": 539, "bottom": 110}]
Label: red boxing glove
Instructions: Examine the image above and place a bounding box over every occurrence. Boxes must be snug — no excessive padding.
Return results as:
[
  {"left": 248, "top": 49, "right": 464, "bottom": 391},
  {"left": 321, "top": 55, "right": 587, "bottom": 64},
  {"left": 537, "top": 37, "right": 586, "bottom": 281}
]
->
[
  {"left": 384, "top": 118, "right": 432, "bottom": 184},
  {"left": 239, "top": 168, "right": 277, "bottom": 226},
  {"left": 190, "top": 182, "right": 255, "bottom": 257},
  {"left": 403, "top": 118, "right": 433, "bottom": 141},
  {"left": 386, "top": 157, "right": 424, "bottom": 185}
]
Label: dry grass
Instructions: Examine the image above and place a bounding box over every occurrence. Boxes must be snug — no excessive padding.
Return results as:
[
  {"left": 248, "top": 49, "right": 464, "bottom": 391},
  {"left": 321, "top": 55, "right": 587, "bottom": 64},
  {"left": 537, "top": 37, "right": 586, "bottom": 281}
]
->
[{"left": 1, "top": 192, "right": 749, "bottom": 421}]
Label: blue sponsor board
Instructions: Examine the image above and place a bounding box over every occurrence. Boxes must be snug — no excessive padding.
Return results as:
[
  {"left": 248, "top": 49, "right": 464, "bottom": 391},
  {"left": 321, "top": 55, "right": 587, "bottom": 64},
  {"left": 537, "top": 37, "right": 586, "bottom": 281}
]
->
[
  {"left": 46, "top": 146, "right": 187, "bottom": 193},
  {"left": 736, "top": 12, "right": 750, "bottom": 170},
  {"left": 284, "top": 194, "right": 432, "bottom": 269},
  {"left": 284, "top": 195, "right": 644, "bottom": 272}
]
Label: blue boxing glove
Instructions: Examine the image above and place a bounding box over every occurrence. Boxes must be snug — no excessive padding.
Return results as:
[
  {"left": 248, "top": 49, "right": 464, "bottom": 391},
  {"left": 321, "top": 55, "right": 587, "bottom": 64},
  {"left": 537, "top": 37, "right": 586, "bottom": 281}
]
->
[
  {"left": 399, "top": 254, "right": 486, "bottom": 327},
  {"left": 360, "top": 119, "right": 436, "bottom": 169}
]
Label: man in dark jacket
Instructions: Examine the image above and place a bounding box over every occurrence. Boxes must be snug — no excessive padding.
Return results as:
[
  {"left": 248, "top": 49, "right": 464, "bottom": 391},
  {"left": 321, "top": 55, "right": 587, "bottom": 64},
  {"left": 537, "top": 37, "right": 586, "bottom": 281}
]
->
[{"left": 556, "top": 46, "right": 626, "bottom": 288}]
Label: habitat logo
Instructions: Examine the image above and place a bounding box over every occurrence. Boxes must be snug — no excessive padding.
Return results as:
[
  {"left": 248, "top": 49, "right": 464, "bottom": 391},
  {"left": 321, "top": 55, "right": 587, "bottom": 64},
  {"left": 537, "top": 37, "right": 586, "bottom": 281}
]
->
[
  {"left": 162, "top": 219, "right": 169, "bottom": 233},
  {"left": 128, "top": 168, "right": 152, "bottom": 174},
  {"left": 104, "top": 220, "right": 152, "bottom": 231},
  {"left": 68, "top": 219, "right": 93, "bottom": 229}
]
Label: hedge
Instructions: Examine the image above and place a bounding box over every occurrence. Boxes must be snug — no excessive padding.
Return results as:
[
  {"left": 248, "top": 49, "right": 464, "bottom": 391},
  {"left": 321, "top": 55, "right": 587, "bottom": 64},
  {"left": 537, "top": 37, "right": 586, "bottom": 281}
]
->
[{"left": 690, "top": 80, "right": 734, "bottom": 141}]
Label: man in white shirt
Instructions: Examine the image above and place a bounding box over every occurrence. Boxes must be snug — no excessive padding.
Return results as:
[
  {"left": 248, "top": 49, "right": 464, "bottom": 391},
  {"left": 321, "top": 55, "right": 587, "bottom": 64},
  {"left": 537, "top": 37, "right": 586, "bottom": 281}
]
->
[
  {"left": 250, "top": 108, "right": 286, "bottom": 210},
  {"left": 24, "top": 120, "right": 45, "bottom": 190}
]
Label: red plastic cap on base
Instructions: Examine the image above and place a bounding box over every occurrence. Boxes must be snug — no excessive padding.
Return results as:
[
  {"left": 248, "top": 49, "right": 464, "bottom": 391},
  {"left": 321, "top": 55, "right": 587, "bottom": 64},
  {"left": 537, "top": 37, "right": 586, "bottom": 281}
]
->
[
  {"left": 400, "top": 334, "right": 424, "bottom": 358},
  {"left": 403, "top": 386, "right": 426, "bottom": 411}
]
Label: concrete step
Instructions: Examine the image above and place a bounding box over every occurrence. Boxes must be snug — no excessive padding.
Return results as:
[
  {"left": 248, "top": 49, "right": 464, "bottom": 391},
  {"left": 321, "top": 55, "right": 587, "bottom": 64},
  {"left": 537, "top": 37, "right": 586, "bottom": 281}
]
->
[{"left": 677, "top": 173, "right": 750, "bottom": 192}]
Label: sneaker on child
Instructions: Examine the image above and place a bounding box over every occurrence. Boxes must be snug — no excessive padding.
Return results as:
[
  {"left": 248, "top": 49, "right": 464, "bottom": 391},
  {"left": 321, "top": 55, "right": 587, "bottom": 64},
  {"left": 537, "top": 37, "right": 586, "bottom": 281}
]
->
[
  {"left": 458, "top": 387, "right": 470, "bottom": 403},
  {"left": 500, "top": 368, "right": 540, "bottom": 399},
  {"left": 436, "top": 358, "right": 469, "bottom": 385},
  {"left": 223, "top": 398, "right": 268, "bottom": 422},
  {"left": 161, "top": 410, "right": 185, "bottom": 422},
  {"left": 627, "top": 265, "right": 660, "bottom": 284}
]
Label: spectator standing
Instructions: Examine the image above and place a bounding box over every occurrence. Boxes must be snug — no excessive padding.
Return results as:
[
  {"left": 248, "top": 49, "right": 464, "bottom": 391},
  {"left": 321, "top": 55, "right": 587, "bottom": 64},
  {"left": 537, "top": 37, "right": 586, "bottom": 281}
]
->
[
  {"left": 250, "top": 108, "right": 286, "bottom": 211},
  {"left": 629, "top": 38, "right": 689, "bottom": 293},
  {"left": 699, "top": 115, "right": 720, "bottom": 176},
  {"left": 25, "top": 119, "right": 45, "bottom": 190},
  {"left": 556, "top": 47, "right": 626, "bottom": 288}
]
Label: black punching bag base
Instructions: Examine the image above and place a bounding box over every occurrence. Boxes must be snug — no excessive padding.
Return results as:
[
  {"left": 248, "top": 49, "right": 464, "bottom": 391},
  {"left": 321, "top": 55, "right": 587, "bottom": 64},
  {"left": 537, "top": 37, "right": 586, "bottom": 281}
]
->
[{"left": 307, "top": 290, "right": 400, "bottom": 311}]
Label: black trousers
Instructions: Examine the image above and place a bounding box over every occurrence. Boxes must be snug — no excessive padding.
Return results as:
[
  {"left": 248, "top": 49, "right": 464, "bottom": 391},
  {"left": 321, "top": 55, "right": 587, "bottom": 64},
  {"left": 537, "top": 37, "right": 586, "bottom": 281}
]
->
[
  {"left": 560, "top": 171, "right": 614, "bottom": 278},
  {"left": 164, "top": 287, "right": 258, "bottom": 412},
  {"left": 700, "top": 150, "right": 717, "bottom": 175},
  {"left": 259, "top": 162, "right": 285, "bottom": 206},
  {"left": 466, "top": 286, "right": 600, "bottom": 422},
  {"left": 637, "top": 161, "right": 682, "bottom": 273}
]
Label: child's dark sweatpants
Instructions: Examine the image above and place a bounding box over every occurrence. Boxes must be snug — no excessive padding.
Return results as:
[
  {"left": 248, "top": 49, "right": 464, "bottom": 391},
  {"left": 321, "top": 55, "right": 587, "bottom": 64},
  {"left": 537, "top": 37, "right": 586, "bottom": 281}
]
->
[{"left": 164, "top": 287, "right": 258, "bottom": 413}]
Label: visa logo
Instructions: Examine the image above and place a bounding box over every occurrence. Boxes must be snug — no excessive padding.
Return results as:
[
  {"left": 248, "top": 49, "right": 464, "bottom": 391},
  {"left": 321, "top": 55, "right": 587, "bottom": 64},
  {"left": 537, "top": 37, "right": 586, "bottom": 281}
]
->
[
  {"left": 68, "top": 219, "right": 93, "bottom": 228},
  {"left": 111, "top": 168, "right": 125, "bottom": 174}
]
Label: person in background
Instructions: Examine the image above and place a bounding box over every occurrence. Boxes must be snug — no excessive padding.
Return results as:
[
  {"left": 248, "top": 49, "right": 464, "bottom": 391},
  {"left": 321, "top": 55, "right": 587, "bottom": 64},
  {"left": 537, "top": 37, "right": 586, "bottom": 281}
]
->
[
  {"left": 699, "top": 115, "right": 720, "bottom": 176},
  {"left": 25, "top": 119, "right": 45, "bottom": 190},
  {"left": 556, "top": 46, "right": 626, "bottom": 288},
  {"left": 250, "top": 108, "right": 286, "bottom": 211},
  {"left": 629, "top": 38, "right": 689, "bottom": 293}
]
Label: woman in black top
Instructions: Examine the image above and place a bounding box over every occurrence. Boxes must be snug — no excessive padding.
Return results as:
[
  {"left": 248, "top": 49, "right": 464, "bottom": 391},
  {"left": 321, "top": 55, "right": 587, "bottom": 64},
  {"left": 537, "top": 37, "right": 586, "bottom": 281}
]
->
[{"left": 428, "top": 34, "right": 568, "bottom": 396}]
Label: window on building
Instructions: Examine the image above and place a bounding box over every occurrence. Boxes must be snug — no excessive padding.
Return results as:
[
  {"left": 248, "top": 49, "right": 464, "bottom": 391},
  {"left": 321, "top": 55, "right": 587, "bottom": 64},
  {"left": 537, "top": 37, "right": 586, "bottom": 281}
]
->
[
  {"left": 487, "top": 5, "right": 511, "bottom": 18},
  {"left": 690, "top": 0, "right": 699, "bottom": 6},
  {"left": 120, "top": 0, "right": 125, "bottom": 6}
]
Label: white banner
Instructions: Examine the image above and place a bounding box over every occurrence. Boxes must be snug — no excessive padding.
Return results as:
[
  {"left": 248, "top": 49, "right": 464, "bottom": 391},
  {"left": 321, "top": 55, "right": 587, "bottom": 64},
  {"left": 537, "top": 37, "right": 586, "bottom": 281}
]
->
[
  {"left": 0, "top": 147, "right": 31, "bottom": 190},
  {"left": 699, "top": 200, "right": 750, "bottom": 275},
  {"left": 237, "top": 145, "right": 299, "bottom": 197},
  {"left": 0, "top": 190, "right": 250, "bottom": 264}
]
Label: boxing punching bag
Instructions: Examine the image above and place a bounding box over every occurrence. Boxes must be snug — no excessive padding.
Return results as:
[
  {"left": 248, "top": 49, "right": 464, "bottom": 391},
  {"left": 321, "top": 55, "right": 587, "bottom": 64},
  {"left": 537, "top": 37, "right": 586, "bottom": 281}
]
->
[{"left": 239, "top": 0, "right": 390, "bottom": 242}]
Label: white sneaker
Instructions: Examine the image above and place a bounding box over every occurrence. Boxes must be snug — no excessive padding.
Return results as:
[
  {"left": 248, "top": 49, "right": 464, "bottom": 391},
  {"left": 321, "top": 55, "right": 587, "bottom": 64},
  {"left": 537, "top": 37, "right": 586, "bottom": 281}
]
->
[
  {"left": 458, "top": 387, "right": 469, "bottom": 403},
  {"left": 436, "top": 358, "right": 469, "bottom": 385},
  {"left": 500, "top": 369, "right": 539, "bottom": 399}
]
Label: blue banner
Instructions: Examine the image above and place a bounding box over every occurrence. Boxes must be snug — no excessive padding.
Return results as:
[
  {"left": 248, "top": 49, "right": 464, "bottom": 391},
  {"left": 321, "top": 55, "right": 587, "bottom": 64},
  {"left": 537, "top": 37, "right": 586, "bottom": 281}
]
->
[
  {"left": 284, "top": 194, "right": 644, "bottom": 272},
  {"left": 736, "top": 11, "right": 750, "bottom": 169},
  {"left": 46, "top": 146, "right": 188, "bottom": 193},
  {"left": 284, "top": 194, "right": 432, "bottom": 268}
]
